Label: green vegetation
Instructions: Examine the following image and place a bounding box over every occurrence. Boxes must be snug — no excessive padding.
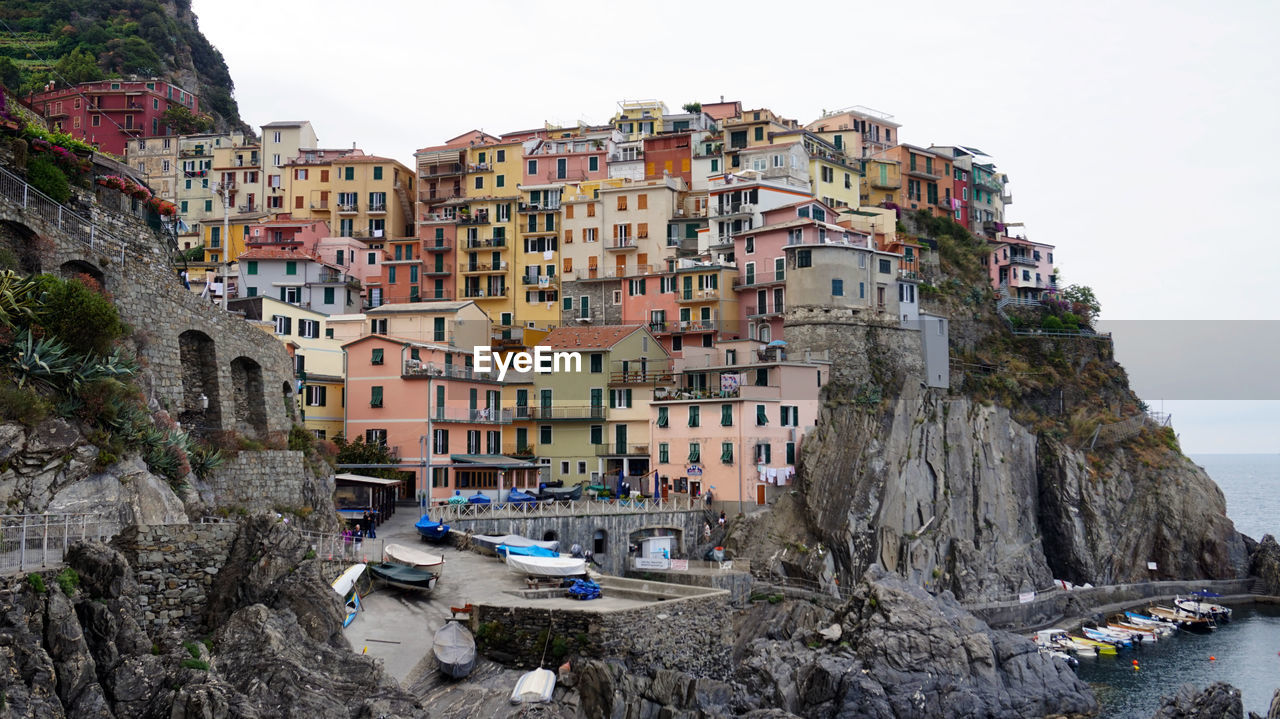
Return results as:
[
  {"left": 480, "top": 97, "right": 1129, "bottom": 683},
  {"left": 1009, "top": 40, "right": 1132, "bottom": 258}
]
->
[
  {"left": 333, "top": 435, "right": 406, "bottom": 481},
  {"left": 24, "top": 155, "right": 69, "bottom": 203},
  {"left": 0, "top": 0, "right": 241, "bottom": 126},
  {"left": 55, "top": 567, "right": 79, "bottom": 595},
  {"left": 180, "top": 658, "right": 209, "bottom": 671},
  {"left": 182, "top": 641, "right": 201, "bottom": 659},
  {"left": 25, "top": 573, "right": 45, "bottom": 593}
]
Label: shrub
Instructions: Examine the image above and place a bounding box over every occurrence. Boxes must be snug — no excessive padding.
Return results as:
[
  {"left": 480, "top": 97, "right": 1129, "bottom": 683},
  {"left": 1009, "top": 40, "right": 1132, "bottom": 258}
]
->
[
  {"left": 32, "top": 274, "right": 126, "bottom": 355},
  {"left": 1041, "top": 316, "right": 1064, "bottom": 330},
  {"left": 26, "top": 155, "right": 70, "bottom": 204},
  {"left": 288, "top": 425, "right": 314, "bottom": 452},
  {"left": 180, "top": 658, "right": 209, "bottom": 671},
  {"left": 0, "top": 383, "right": 52, "bottom": 426},
  {"left": 183, "top": 641, "right": 201, "bottom": 659},
  {"left": 26, "top": 573, "right": 45, "bottom": 593},
  {"left": 56, "top": 568, "right": 79, "bottom": 595}
]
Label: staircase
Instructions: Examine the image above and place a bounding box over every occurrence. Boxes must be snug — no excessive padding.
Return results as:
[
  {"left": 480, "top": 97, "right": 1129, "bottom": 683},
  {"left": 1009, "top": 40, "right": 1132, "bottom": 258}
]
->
[{"left": 394, "top": 181, "right": 413, "bottom": 230}]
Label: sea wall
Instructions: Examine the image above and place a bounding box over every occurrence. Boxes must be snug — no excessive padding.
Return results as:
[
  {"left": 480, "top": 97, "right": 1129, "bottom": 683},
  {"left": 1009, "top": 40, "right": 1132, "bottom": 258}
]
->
[{"left": 108, "top": 523, "right": 238, "bottom": 632}]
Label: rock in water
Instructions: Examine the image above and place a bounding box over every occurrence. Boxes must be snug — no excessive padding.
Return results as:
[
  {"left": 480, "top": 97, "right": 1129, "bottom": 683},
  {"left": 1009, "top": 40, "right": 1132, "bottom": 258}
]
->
[
  {"left": 738, "top": 565, "right": 1098, "bottom": 718},
  {"left": 1249, "top": 535, "right": 1280, "bottom": 596},
  {"left": 1150, "top": 681, "right": 1243, "bottom": 718}
]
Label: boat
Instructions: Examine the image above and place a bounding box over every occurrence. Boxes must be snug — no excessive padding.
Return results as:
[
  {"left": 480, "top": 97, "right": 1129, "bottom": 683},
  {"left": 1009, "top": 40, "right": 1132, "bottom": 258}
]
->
[
  {"left": 368, "top": 562, "right": 439, "bottom": 593},
  {"left": 1071, "top": 636, "right": 1118, "bottom": 655},
  {"left": 467, "top": 491, "right": 492, "bottom": 504},
  {"left": 1033, "top": 629, "right": 1096, "bottom": 658},
  {"left": 1123, "top": 611, "right": 1179, "bottom": 635},
  {"left": 505, "top": 554, "right": 587, "bottom": 577},
  {"left": 1082, "top": 626, "right": 1132, "bottom": 648},
  {"left": 1107, "top": 623, "right": 1157, "bottom": 642},
  {"left": 497, "top": 544, "right": 559, "bottom": 558},
  {"left": 506, "top": 487, "right": 540, "bottom": 504},
  {"left": 1038, "top": 647, "right": 1079, "bottom": 668},
  {"left": 472, "top": 534, "right": 560, "bottom": 554},
  {"left": 1148, "top": 605, "right": 1216, "bottom": 633},
  {"left": 537, "top": 483, "right": 583, "bottom": 502},
  {"left": 414, "top": 516, "right": 450, "bottom": 542},
  {"left": 510, "top": 667, "right": 556, "bottom": 704},
  {"left": 384, "top": 543, "right": 446, "bottom": 574},
  {"left": 433, "top": 621, "right": 477, "bottom": 679},
  {"left": 1175, "top": 596, "right": 1232, "bottom": 623},
  {"left": 331, "top": 563, "right": 365, "bottom": 628}
]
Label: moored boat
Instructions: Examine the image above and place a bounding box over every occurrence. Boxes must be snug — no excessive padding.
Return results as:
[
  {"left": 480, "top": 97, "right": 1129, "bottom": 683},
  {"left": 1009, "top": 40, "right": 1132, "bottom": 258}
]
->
[
  {"left": 497, "top": 544, "right": 559, "bottom": 558},
  {"left": 1148, "top": 605, "right": 1216, "bottom": 633},
  {"left": 415, "top": 516, "right": 450, "bottom": 542},
  {"left": 1107, "top": 622, "right": 1157, "bottom": 642},
  {"left": 331, "top": 563, "right": 365, "bottom": 628},
  {"left": 1033, "top": 629, "right": 1096, "bottom": 658},
  {"left": 1123, "top": 611, "right": 1179, "bottom": 635},
  {"left": 506, "top": 487, "right": 539, "bottom": 504},
  {"left": 433, "top": 620, "right": 476, "bottom": 678},
  {"left": 505, "top": 554, "right": 587, "bottom": 577},
  {"left": 384, "top": 543, "right": 446, "bottom": 574},
  {"left": 1072, "top": 635, "right": 1118, "bottom": 655},
  {"left": 1082, "top": 626, "right": 1132, "bottom": 648},
  {"left": 369, "top": 562, "right": 439, "bottom": 593},
  {"left": 537, "top": 483, "right": 583, "bottom": 501},
  {"left": 1174, "top": 596, "right": 1232, "bottom": 623},
  {"left": 510, "top": 667, "right": 556, "bottom": 704},
  {"left": 472, "top": 534, "right": 560, "bottom": 554}
]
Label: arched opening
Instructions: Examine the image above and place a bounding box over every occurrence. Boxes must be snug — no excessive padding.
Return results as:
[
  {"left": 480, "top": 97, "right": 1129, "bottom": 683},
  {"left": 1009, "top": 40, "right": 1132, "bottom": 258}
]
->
[
  {"left": 593, "top": 529, "right": 608, "bottom": 555},
  {"left": 282, "top": 380, "right": 296, "bottom": 421},
  {"left": 542, "top": 530, "right": 558, "bottom": 542},
  {"left": 58, "top": 259, "right": 107, "bottom": 292},
  {"left": 0, "top": 220, "right": 45, "bottom": 274},
  {"left": 230, "top": 356, "right": 268, "bottom": 439},
  {"left": 178, "top": 330, "right": 221, "bottom": 433}
]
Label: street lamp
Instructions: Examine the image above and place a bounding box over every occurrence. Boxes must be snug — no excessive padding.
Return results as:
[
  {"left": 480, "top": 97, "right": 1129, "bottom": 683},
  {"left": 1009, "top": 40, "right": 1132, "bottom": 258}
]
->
[{"left": 199, "top": 393, "right": 209, "bottom": 410}]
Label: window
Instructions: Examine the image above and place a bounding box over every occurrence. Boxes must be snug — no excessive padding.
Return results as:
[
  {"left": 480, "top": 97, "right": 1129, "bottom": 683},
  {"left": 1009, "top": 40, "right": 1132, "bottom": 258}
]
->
[
  {"left": 745, "top": 236, "right": 755, "bottom": 254},
  {"left": 474, "top": 176, "right": 484, "bottom": 190},
  {"left": 344, "top": 167, "right": 354, "bottom": 181},
  {"left": 721, "top": 442, "right": 734, "bottom": 464},
  {"left": 590, "top": 354, "right": 603, "bottom": 373},
  {"left": 590, "top": 425, "right": 603, "bottom": 445},
  {"left": 659, "top": 443, "right": 669, "bottom": 463},
  {"left": 756, "top": 404, "right": 768, "bottom": 426},
  {"left": 433, "top": 317, "right": 446, "bottom": 341},
  {"left": 271, "top": 315, "right": 291, "bottom": 335},
  {"left": 797, "top": 250, "right": 812, "bottom": 268},
  {"left": 588, "top": 156, "right": 598, "bottom": 172},
  {"left": 688, "top": 406, "right": 700, "bottom": 427},
  {"left": 609, "top": 389, "right": 633, "bottom": 408},
  {"left": 299, "top": 319, "right": 320, "bottom": 339},
  {"left": 246, "top": 261, "right": 258, "bottom": 275},
  {"left": 616, "top": 195, "right": 627, "bottom": 210},
  {"left": 371, "top": 318, "right": 388, "bottom": 335},
  {"left": 786, "top": 442, "right": 796, "bottom": 464},
  {"left": 370, "top": 386, "right": 383, "bottom": 407},
  {"left": 781, "top": 406, "right": 798, "bottom": 426},
  {"left": 754, "top": 126, "right": 763, "bottom": 141},
  {"left": 496, "top": 175, "right": 505, "bottom": 188},
  {"left": 527, "top": 159, "right": 538, "bottom": 175},
  {"left": 832, "top": 279, "right": 843, "bottom": 296},
  {"left": 539, "top": 425, "right": 552, "bottom": 444},
  {"left": 879, "top": 259, "right": 891, "bottom": 274},
  {"left": 657, "top": 405, "right": 670, "bottom": 428},
  {"left": 721, "top": 404, "right": 733, "bottom": 426},
  {"left": 757, "top": 442, "right": 772, "bottom": 464},
  {"left": 305, "top": 385, "right": 327, "bottom": 406},
  {"left": 688, "top": 442, "right": 701, "bottom": 463},
  {"left": 365, "top": 429, "right": 387, "bottom": 446},
  {"left": 324, "top": 287, "right": 335, "bottom": 305},
  {"left": 370, "top": 348, "right": 385, "bottom": 365}
]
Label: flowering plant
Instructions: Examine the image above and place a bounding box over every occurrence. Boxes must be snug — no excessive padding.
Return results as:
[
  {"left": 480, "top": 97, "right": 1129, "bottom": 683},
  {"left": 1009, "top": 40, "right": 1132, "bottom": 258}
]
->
[
  {"left": 96, "top": 174, "right": 153, "bottom": 200},
  {"left": 30, "top": 137, "right": 93, "bottom": 174}
]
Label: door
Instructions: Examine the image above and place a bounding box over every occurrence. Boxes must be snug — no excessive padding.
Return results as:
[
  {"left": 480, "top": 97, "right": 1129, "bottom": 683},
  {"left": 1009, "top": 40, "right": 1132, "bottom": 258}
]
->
[
  {"left": 615, "top": 424, "right": 627, "bottom": 455},
  {"left": 682, "top": 275, "right": 693, "bottom": 300},
  {"left": 756, "top": 484, "right": 766, "bottom": 505}
]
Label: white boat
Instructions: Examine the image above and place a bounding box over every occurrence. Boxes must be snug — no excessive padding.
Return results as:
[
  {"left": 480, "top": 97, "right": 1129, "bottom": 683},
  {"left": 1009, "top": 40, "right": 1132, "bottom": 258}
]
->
[
  {"left": 331, "top": 563, "right": 365, "bottom": 628},
  {"left": 433, "top": 621, "right": 477, "bottom": 679},
  {"left": 384, "top": 543, "right": 446, "bottom": 574},
  {"left": 1175, "top": 597, "right": 1232, "bottom": 623},
  {"left": 505, "top": 554, "right": 587, "bottom": 577},
  {"left": 473, "top": 534, "right": 560, "bottom": 553},
  {"left": 1034, "top": 629, "right": 1096, "bottom": 657},
  {"left": 510, "top": 667, "right": 556, "bottom": 704}
]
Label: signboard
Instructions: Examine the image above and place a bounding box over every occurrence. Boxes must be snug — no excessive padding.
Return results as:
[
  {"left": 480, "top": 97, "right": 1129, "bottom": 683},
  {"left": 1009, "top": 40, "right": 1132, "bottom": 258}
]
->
[
  {"left": 686, "top": 465, "right": 703, "bottom": 476},
  {"left": 1147, "top": 562, "right": 1158, "bottom": 571},
  {"left": 720, "top": 560, "right": 733, "bottom": 570},
  {"left": 670, "top": 559, "right": 688, "bottom": 571},
  {"left": 634, "top": 557, "right": 669, "bottom": 570},
  {"left": 1018, "top": 592, "right": 1035, "bottom": 604}
]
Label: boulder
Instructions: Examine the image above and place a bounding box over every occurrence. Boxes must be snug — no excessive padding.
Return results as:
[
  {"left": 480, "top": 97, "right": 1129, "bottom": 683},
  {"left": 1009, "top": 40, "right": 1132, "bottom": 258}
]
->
[
  {"left": 48, "top": 457, "right": 188, "bottom": 526},
  {"left": 1249, "top": 535, "right": 1280, "bottom": 596},
  {"left": 1150, "top": 682, "right": 1243, "bottom": 718}
]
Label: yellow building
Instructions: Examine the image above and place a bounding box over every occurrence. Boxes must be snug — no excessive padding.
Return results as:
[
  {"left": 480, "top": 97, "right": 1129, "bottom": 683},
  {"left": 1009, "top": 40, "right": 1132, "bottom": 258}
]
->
[
  {"left": 611, "top": 99, "right": 669, "bottom": 142},
  {"left": 674, "top": 261, "right": 739, "bottom": 340},
  {"left": 514, "top": 183, "right": 563, "bottom": 330},
  {"left": 861, "top": 157, "right": 904, "bottom": 208},
  {"left": 280, "top": 150, "right": 414, "bottom": 242},
  {"left": 228, "top": 296, "right": 347, "bottom": 439},
  {"left": 199, "top": 216, "right": 258, "bottom": 265},
  {"left": 457, "top": 141, "right": 523, "bottom": 327}
]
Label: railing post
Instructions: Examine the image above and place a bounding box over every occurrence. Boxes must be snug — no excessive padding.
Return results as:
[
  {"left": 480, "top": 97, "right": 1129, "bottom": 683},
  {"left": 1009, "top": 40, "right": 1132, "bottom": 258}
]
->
[
  {"left": 22, "top": 184, "right": 28, "bottom": 208},
  {"left": 41, "top": 515, "right": 48, "bottom": 567},
  {"left": 20, "top": 516, "right": 27, "bottom": 571},
  {"left": 63, "top": 515, "right": 70, "bottom": 556}
]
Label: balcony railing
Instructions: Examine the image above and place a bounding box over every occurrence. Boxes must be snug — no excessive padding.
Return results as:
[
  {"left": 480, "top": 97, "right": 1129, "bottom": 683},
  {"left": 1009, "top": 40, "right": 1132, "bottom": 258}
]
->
[
  {"left": 457, "top": 214, "right": 491, "bottom": 225},
  {"left": 1008, "top": 255, "right": 1037, "bottom": 267},
  {"left": 337, "top": 203, "right": 358, "bottom": 213},
  {"left": 403, "top": 362, "right": 500, "bottom": 382},
  {"left": 419, "top": 189, "right": 461, "bottom": 203},
  {"left": 746, "top": 303, "right": 785, "bottom": 318},
  {"left": 607, "top": 238, "right": 636, "bottom": 251},
  {"left": 594, "top": 443, "right": 651, "bottom": 457},
  {"left": 545, "top": 170, "right": 587, "bottom": 182},
  {"left": 422, "top": 241, "right": 451, "bottom": 251},
  {"left": 419, "top": 164, "right": 464, "bottom": 178},
  {"left": 607, "top": 151, "right": 644, "bottom": 162},
  {"left": 528, "top": 405, "right": 606, "bottom": 421},
  {"left": 608, "top": 368, "right": 675, "bottom": 384},
  {"left": 368, "top": 203, "right": 387, "bottom": 213},
  {"left": 422, "top": 265, "right": 451, "bottom": 276},
  {"left": 463, "top": 261, "right": 509, "bottom": 272},
  {"left": 521, "top": 274, "right": 555, "bottom": 285},
  {"left": 715, "top": 202, "right": 754, "bottom": 216},
  {"left": 648, "top": 320, "right": 718, "bottom": 335},
  {"left": 868, "top": 176, "right": 901, "bottom": 190},
  {"left": 518, "top": 202, "right": 562, "bottom": 213},
  {"left": 461, "top": 287, "right": 508, "bottom": 298},
  {"left": 677, "top": 288, "right": 721, "bottom": 303},
  {"left": 311, "top": 201, "right": 329, "bottom": 210},
  {"left": 464, "top": 237, "right": 506, "bottom": 249},
  {"left": 733, "top": 271, "right": 785, "bottom": 288},
  {"left": 905, "top": 164, "right": 942, "bottom": 180},
  {"left": 468, "top": 162, "right": 492, "bottom": 172},
  {"left": 708, "top": 235, "right": 734, "bottom": 248}
]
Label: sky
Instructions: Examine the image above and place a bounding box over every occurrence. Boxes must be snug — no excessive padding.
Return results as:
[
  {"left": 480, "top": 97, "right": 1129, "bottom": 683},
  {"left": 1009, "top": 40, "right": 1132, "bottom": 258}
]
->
[{"left": 191, "top": 0, "right": 1280, "bottom": 453}]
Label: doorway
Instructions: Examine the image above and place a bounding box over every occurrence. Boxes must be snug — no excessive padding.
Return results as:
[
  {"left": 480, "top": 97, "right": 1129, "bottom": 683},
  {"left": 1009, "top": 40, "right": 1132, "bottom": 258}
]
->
[{"left": 755, "top": 484, "right": 766, "bottom": 505}]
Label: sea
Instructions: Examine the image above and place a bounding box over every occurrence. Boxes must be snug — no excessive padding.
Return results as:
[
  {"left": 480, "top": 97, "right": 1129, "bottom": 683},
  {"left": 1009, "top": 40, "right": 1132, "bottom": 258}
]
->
[{"left": 1075, "top": 454, "right": 1280, "bottom": 717}]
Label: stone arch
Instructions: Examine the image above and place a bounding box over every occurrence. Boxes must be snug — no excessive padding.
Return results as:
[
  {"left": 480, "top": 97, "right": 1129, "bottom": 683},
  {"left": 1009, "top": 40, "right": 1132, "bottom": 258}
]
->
[
  {"left": 542, "top": 530, "right": 558, "bottom": 543},
  {"left": 230, "top": 356, "right": 268, "bottom": 439},
  {"left": 0, "top": 219, "right": 46, "bottom": 273},
  {"left": 59, "top": 259, "right": 107, "bottom": 292},
  {"left": 178, "top": 330, "right": 222, "bottom": 433},
  {"left": 281, "top": 380, "right": 296, "bottom": 421},
  {"left": 593, "top": 528, "right": 608, "bottom": 555}
]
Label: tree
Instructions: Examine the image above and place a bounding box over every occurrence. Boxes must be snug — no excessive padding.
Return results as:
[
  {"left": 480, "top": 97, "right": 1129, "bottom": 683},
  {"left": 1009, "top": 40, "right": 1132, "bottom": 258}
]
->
[
  {"left": 682, "top": 102, "right": 702, "bottom": 114},
  {"left": 333, "top": 436, "right": 405, "bottom": 481},
  {"left": 1061, "top": 284, "right": 1101, "bottom": 322},
  {"left": 0, "top": 58, "right": 22, "bottom": 91},
  {"left": 52, "top": 47, "right": 103, "bottom": 86},
  {"left": 161, "top": 104, "right": 213, "bottom": 134}
]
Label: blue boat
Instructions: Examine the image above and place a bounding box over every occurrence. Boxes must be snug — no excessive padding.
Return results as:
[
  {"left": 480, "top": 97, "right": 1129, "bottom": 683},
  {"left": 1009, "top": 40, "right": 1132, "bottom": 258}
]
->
[
  {"left": 497, "top": 544, "right": 559, "bottom": 558},
  {"left": 507, "top": 488, "right": 539, "bottom": 504},
  {"left": 415, "top": 516, "right": 450, "bottom": 542},
  {"left": 467, "top": 492, "right": 492, "bottom": 504}
]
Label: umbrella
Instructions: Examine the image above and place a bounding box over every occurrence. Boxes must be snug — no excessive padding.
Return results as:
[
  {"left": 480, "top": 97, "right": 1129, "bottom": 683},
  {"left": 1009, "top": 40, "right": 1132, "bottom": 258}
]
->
[{"left": 766, "top": 340, "right": 788, "bottom": 347}]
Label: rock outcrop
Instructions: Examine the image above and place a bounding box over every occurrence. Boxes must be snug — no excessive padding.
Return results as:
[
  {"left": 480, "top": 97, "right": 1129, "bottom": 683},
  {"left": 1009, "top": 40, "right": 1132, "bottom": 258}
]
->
[
  {"left": 733, "top": 565, "right": 1098, "bottom": 718},
  {"left": 1248, "top": 535, "right": 1280, "bottom": 596},
  {"left": 1150, "top": 682, "right": 1244, "bottom": 719}
]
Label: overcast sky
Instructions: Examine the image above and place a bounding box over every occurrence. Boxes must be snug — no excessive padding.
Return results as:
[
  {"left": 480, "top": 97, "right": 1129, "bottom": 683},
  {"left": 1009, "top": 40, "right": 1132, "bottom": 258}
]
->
[{"left": 191, "top": 0, "right": 1280, "bottom": 453}]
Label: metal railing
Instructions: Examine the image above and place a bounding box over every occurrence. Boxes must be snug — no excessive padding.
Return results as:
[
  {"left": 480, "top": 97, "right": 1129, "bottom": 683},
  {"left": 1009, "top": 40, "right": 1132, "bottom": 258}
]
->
[
  {"left": 427, "top": 495, "right": 699, "bottom": 521},
  {"left": 594, "top": 443, "right": 651, "bottom": 457},
  {"left": 297, "top": 528, "right": 385, "bottom": 565},
  {"left": 0, "top": 514, "right": 119, "bottom": 574},
  {"left": 733, "top": 271, "right": 785, "bottom": 288},
  {"left": 0, "top": 165, "right": 132, "bottom": 264}
]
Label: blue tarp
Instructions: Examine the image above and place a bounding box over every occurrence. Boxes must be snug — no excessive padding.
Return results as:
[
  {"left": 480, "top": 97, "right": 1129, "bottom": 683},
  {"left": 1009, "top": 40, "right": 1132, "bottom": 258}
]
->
[
  {"left": 568, "top": 579, "right": 601, "bottom": 600},
  {"left": 467, "top": 492, "right": 492, "bottom": 504},
  {"left": 497, "top": 544, "right": 559, "bottom": 558},
  {"left": 414, "top": 516, "right": 449, "bottom": 540},
  {"left": 507, "top": 488, "right": 539, "bottom": 504},
  {"left": 1191, "top": 589, "right": 1223, "bottom": 598}
]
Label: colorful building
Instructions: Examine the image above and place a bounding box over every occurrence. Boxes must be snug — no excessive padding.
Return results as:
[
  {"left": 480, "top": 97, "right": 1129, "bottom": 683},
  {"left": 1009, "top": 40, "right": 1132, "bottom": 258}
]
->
[
  {"left": 870, "top": 145, "right": 953, "bottom": 218},
  {"left": 985, "top": 235, "right": 1055, "bottom": 299},
  {"left": 237, "top": 247, "right": 361, "bottom": 314},
  {"left": 124, "top": 136, "right": 178, "bottom": 204},
  {"left": 805, "top": 105, "right": 900, "bottom": 159},
  {"left": 29, "top": 78, "right": 200, "bottom": 156}
]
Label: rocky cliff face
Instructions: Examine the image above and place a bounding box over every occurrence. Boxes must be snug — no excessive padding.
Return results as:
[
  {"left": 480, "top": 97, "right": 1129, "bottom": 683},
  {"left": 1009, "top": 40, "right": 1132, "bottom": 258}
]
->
[{"left": 0, "top": 517, "right": 422, "bottom": 719}]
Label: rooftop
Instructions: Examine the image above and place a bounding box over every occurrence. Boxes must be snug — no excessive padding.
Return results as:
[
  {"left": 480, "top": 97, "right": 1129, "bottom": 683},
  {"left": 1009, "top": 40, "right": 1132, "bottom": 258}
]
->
[
  {"left": 540, "top": 325, "right": 646, "bottom": 350},
  {"left": 365, "top": 300, "right": 474, "bottom": 314}
]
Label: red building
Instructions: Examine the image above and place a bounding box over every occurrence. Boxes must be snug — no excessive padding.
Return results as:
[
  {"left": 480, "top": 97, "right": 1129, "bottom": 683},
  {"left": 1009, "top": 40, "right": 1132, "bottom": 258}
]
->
[
  {"left": 28, "top": 79, "right": 199, "bottom": 157},
  {"left": 643, "top": 132, "right": 694, "bottom": 185}
]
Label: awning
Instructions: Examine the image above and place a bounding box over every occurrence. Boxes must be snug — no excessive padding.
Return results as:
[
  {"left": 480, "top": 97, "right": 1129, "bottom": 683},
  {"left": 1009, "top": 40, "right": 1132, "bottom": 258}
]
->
[{"left": 334, "top": 473, "right": 403, "bottom": 486}]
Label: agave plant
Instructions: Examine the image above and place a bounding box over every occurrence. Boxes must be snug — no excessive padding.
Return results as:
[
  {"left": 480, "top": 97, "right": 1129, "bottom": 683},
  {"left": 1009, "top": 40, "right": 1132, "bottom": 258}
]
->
[
  {"left": 9, "top": 330, "right": 77, "bottom": 390},
  {"left": 188, "top": 444, "right": 226, "bottom": 480},
  {"left": 0, "top": 271, "right": 39, "bottom": 330}
]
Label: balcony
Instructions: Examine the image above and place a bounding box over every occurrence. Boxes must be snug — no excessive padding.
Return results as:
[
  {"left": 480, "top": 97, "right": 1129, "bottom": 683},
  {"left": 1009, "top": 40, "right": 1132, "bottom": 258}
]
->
[
  {"left": 1008, "top": 255, "right": 1037, "bottom": 267},
  {"left": 594, "top": 443, "right": 651, "bottom": 457},
  {"left": 179, "top": 148, "right": 211, "bottom": 158},
  {"left": 564, "top": 264, "right": 659, "bottom": 282},
  {"left": 708, "top": 235, "right": 734, "bottom": 250},
  {"left": 607, "top": 151, "right": 644, "bottom": 162},
  {"left": 237, "top": 204, "right": 257, "bottom": 213},
  {"left": 467, "top": 162, "right": 492, "bottom": 172},
  {"left": 429, "top": 407, "right": 514, "bottom": 424},
  {"left": 676, "top": 288, "right": 722, "bottom": 303},
  {"left": 746, "top": 303, "right": 785, "bottom": 318},
  {"left": 608, "top": 368, "right": 675, "bottom": 385},
  {"left": 464, "top": 237, "right": 507, "bottom": 249},
  {"left": 422, "top": 241, "right": 451, "bottom": 251},
  {"left": 403, "top": 362, "right": 501, "bottom": 383},
  {"left": 461, "top": 287, "right": 508, "bottom": 299},
  {"left": 649, "top": 320, "right": 718, "bottom": 335},
  {"left": 457, "top": 213, "right": 491, "bottom": 225},
  {"left": 905, "top": 164, "right": 942, "bottom": 180},
  {"left": 317, "top": 269, "right": 354, "bottom": 284},
  {"left": 368, "top": 203, "right": 387, "bottom": 214},
  {"left": 419, "top": 189, "right": 461, "bottom": 204},
  {"left": 544, "top": 170, "right": 587, "bottom": 183},
  {"left": 462, "top": 261, "right": 509, "bottom": 273},
  {"left": 422, "top": 265, "right": 452, "bottom": 276},
  {"left": 733, "top": 271, "right": 785, "bottom": 288},
  {"left": 974, "top": 174, "right": 1002, "bottom": 192},
  {"left": 528, "top": 405, "right": 606, "bottom": 421},
  {"left": 183, "top": 169, "right": 208, "bottom": 178},
  {"left": 606, "top": 238, "right": 637, "bottom": 251},
  {"left": 518, "top": 202, "right": 562, "bottom": 213},
  {"left": 869, "top": 176, "right": 901, "bottom": 190},
  {"left": 419, "top": 164, "right": 464, "bottom": 178},
  {"left": 336, "top": 203, "right": 359, "bottom": 214},
  {"left": 521, "top": 274, "right": 555, "bottom": 286},
  {"left": 715, "top": 202, "right": 754, "bottom": 216},
  {"left": 310, "top": 201, "right": 329, "bottom": 211}
]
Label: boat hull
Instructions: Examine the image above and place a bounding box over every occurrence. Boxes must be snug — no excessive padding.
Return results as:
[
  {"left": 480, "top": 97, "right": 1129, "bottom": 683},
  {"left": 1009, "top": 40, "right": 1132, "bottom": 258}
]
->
[
  {"left": 510, "top": 668, "right": 556, "bottom": 704},
  {"left": 369, "top": 562, "right": 439, "bottom": 593},
  {"left": 433, "top": 621, "right": 477, "bottom": 679}
]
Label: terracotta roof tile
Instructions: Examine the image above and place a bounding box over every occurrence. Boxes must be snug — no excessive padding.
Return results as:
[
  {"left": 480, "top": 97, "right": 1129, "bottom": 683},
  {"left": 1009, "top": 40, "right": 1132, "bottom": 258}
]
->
[
  {"left": 539, "top": 325, "right": 644, "bottom": 350},
  {"left": 237, "top": 248, "right": 319, "bottom": 261}
]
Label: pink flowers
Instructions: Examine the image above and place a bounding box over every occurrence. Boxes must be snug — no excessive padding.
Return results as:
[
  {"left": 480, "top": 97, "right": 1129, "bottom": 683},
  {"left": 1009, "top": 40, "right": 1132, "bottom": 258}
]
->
[
  {"left": 31, "top": 137, "right": 92, "bottom": 174},
  {"left": 96, "top": 174, "right": 154, "bottom": 201}
]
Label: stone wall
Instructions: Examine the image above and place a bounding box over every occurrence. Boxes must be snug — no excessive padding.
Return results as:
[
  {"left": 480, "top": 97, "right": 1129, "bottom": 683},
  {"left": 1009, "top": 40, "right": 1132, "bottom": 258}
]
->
[
  {"left": 109, "top": 523, "right": 238, "bottom": 632},
  {"left": 560, "top": 278, "right": 623, "bottom": 326},
  {"left": 473, "top": 591, "right": 735, "bottom": 678},
  {"left": 198, "top": 450, "right": 332, "bottom": 516},
  {"left": 783, "top": 305, "right": 925, "bottom": 388},
  {"left": 625, "top": 566, "right": 755, "bottom": 606}
]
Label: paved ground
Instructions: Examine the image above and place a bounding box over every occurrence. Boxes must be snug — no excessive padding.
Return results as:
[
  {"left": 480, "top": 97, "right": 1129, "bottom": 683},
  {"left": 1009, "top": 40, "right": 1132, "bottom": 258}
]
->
[{"left": 340, "top": 505, "right": 653, "bottom": 684}]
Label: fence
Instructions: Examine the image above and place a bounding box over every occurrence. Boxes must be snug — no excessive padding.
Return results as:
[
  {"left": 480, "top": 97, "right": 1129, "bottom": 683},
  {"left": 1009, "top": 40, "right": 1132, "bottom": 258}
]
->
[
  {"left": 1089, "top": 410, "right": 1172, "bottom": 449},
  {"left": 0, "top": 514, "right": 120, "bottom": 574},
  {"left": 427, "top": 495, "right": 701, "bottom": 521},
  {"left": 0, "top": 165, "right": 131, "bottom": 263},
  {"left": 296, "top": 528, "right": 385, "bottom": 566}
]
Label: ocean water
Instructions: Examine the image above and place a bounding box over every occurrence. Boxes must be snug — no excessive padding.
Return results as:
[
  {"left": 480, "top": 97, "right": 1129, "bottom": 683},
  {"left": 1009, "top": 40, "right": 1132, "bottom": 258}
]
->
[{"left": 1076, "top": 454, "right": 1280, "bottom": 717}]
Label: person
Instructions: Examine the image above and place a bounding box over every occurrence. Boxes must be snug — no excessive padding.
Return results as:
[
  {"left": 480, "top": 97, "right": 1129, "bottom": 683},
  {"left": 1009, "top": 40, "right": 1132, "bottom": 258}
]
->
[
  {"left": 366, "top": 513, "right": 376, "bottom": 539},
  {"left": 703, "top": 522, "right": 712, "bottom": 541},
  {"left": 352, "top": 526, "right": 364, "bottom": 553},
  {"left": 718, "top": 511, "right": 726, "bottom": 527}
]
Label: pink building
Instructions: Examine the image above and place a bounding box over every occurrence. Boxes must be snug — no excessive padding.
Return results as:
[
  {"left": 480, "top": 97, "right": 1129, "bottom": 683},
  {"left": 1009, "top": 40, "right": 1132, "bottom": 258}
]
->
[
  {"left": 29, "top": 78, "right": 200, "bottom": 156},
  {"left": 343, "top": 334, "right": 540, "bottom": 503},
  {"left": 617, "top": 272, "right": 683, "bottom": 355},
  {"left": 650, "top": 341, "right": 829, "bottom": 510},
  {"left": 523, "top": 136, "right": 609, "bottom": 185},
  {"left": 985, "top": 235, "right": 1056, "bottom": 299},
  {"left": 245, "top": 215, "right": 329, "bottom": 254}
]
